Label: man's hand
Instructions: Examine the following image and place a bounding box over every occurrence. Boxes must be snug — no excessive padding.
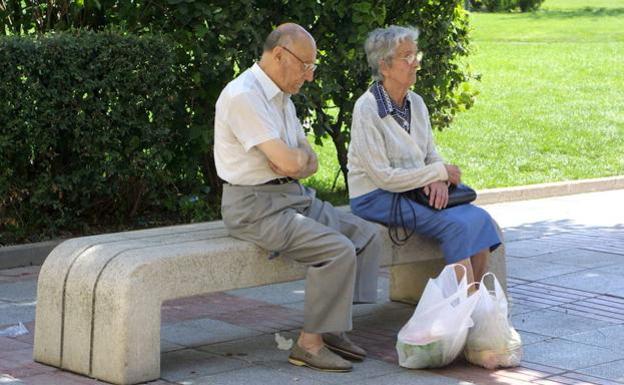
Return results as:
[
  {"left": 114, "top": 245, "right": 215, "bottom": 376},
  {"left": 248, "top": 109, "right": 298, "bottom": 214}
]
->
[
  {"left": 444, "top": 164, "right": 462, "bottom": 185},
  {"left": 423, "top": 181, "right": 449, "bottom": 210}
]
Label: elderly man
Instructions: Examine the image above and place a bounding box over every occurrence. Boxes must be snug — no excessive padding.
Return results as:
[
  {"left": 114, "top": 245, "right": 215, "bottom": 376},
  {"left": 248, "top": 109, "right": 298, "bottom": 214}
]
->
[{"left": 214, "top": 23, "right": 382, "bottom": 372}]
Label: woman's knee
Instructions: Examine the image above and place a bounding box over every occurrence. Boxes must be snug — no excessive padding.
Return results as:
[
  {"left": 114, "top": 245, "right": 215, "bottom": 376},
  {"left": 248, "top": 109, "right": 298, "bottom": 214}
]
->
[{"left": 446, "top": 219, "right": 470, "bottom": 237}]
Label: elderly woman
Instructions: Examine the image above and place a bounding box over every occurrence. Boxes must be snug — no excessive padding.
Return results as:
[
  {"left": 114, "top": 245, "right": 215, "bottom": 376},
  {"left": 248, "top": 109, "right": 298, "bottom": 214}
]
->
[{"left": 347, "top": 25, "right": 501, "bottom": 286}]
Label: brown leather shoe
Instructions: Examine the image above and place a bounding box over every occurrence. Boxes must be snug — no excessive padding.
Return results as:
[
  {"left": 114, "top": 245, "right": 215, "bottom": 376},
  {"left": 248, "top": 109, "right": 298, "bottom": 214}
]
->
[
  {"left": 288, "top": 344, "right": 353, "bottom": 372},
  {"left": 323, "top": 332, "right": 367, "bottom": 361}
]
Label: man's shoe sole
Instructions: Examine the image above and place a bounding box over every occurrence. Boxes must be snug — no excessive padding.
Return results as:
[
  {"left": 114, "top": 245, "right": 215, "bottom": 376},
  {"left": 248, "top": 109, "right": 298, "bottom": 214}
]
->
[
  {"left": 287, "top": 357, "right": 353, "bottom": 372},
  {"left": 325, "top": 343, "right": 366, "bottom": 361}
]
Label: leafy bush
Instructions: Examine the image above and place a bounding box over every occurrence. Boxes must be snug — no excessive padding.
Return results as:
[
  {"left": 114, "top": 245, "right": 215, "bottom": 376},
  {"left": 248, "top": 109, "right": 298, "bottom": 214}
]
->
[
  {"left": 0, "top": 32, "right": 209, "bottom": 244},
  {"left": 517, "top": 0, "right": 545, "bottom": 12},
  {"left": 468, "top": 0, "right": 544, "bottom": 12}
]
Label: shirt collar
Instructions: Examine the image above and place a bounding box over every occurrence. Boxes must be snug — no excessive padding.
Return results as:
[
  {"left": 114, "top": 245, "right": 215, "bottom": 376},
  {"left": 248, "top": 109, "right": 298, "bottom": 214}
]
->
[
  {"left": 369, "top": 81, "right": 409, "bottom": 118},
  {"left": 251, "top": 63, "right": 289, "bottom": 103}
]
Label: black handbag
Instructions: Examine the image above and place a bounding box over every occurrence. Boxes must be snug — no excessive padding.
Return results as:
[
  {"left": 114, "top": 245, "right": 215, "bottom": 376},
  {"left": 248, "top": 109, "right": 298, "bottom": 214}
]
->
[
  {"left": 409, "top": 183, "right": 477, "bottom": 210},
  {"left": 388, "top": 183, "right": 477, "bottom": 245}
]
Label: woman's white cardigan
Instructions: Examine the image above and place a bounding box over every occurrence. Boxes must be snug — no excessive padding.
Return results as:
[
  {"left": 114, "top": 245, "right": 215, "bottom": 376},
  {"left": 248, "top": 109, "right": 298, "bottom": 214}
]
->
[{"left": 347, "top": 90, "right": 449, "bottom": 199}]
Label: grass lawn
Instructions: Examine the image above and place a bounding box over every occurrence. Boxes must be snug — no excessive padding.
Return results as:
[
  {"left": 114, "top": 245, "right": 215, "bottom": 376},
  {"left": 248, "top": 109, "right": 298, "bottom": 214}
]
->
[{"left": 306, "top": 0, "right": 624, "bottom": 203}]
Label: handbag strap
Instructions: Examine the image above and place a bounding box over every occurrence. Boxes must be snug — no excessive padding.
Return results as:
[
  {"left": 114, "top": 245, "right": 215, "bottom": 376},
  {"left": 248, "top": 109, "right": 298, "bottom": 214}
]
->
[{"left": 388, "top": 192, "right": 417, "bottom": 246}]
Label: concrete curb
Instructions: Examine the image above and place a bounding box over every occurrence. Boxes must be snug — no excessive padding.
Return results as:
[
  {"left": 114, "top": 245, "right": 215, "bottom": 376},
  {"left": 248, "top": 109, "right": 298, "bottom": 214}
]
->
[
  {"left": 474, "top": 175, "right": 624, "bottom": 205},
  {"left": 0, "top": 239, "right": 63, "bottom": 269},
  {"left": 2, "top": 176, "right": 623, "bottom": 270}
]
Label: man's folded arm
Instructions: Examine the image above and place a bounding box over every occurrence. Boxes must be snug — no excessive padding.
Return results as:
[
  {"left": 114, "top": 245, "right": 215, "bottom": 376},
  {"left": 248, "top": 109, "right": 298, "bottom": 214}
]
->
[{"left": 256, "top": 139, "right": 310, "bottom": 177}]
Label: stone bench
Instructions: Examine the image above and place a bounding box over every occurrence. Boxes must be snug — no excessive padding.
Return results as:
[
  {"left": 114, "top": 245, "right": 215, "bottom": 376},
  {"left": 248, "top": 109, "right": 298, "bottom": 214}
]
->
[{"left": 33, "top": 214, "right": 506, "bottom": 385}]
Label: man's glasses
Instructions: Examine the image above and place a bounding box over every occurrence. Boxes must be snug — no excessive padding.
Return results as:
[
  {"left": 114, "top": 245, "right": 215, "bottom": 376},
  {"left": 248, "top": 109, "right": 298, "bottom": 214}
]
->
[
  {"left": 280, "top": 45, "right": 318, "bottom": 73},
  {"left": 400, "top": 51, "right": 424, "bottom": 66}
]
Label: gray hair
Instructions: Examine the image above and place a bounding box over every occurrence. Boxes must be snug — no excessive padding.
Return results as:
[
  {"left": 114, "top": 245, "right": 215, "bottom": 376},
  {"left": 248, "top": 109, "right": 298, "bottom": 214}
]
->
[
  {"left": 263, "top": 29, "right": 289, "bottom": 51},
  {"left": 364, "top": 25, "right": 419, "bottom": 81}
]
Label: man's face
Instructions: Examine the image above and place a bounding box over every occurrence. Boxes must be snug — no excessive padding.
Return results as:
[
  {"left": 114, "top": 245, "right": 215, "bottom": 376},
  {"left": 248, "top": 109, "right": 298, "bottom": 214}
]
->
[{"left": 277, "top": 39, "right": 317, "bottom": 94}]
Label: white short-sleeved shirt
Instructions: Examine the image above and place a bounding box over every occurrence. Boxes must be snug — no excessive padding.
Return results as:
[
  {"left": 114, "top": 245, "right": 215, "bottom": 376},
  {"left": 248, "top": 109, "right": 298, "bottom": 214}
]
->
[{"left": 214, "top": 63, "right": 306, "bottom": 185}]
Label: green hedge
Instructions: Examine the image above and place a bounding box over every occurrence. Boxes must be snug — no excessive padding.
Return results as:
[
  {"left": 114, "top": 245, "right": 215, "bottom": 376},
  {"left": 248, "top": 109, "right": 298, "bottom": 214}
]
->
[
  {"left": 0, "top": 32, "right": 207, "bottom": 244},
  {"left": 468, "top": 0, "right": 545, "bottom": 12}
]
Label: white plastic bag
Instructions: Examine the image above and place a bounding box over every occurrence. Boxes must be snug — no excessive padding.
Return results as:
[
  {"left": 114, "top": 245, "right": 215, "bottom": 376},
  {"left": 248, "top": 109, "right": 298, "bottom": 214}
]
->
[
  {"left": 464, "top": 272, "right": 522, "bottom": 369},
  {"left": 0, "top": 322, "right": 29, "bottom": 337},
  {"left": 396, "top": 264, "right": 479, "bottom": 369}
]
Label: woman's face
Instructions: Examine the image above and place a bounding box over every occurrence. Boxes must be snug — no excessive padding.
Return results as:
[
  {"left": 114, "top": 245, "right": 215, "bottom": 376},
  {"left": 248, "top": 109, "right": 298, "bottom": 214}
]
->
[{"left": 381, "top": 40, "right": 421, "bottom": 89}]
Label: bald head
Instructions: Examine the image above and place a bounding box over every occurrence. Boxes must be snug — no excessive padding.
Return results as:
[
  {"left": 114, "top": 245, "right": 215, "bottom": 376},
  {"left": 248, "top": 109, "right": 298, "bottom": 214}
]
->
[
  {"left": 263, "top": 23, "right": 315, "bottom": 52},
  {"left": 258, "top": 23, "right": 317, "bottom": 94}
]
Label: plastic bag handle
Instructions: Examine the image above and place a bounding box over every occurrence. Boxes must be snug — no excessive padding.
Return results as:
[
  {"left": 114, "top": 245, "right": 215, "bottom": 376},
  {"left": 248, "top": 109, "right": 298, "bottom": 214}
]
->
[
  {"left": 480, "top": 272, "right": 505, "bottom": 300},
  {"left": 412, "top": 264, "right": 472, "bottom": 316},
  {"left": 444, "top": 263, "right": 469, "bottom": 287}
]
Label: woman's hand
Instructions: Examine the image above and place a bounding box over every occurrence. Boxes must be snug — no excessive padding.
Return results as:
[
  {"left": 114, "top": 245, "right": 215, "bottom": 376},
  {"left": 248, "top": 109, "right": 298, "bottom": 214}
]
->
[
  {"left": 423, "top": 181, "right": 449, "bottom": 210},
  {"left": 445, "top": 164, "right": 462, "bottom": 185}
]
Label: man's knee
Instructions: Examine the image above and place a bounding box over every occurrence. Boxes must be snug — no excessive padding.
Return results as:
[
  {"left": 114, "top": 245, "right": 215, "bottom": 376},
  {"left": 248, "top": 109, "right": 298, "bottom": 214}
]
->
[
  {"left": 308, "top": 233, "right": 356, "bottom": 274},
  {"left": 329, "top": 234, "right": 358, "bottom": 261}
]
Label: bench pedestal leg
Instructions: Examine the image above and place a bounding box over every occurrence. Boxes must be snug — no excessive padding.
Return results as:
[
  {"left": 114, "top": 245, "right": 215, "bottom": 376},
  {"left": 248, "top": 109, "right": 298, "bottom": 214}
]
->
[
  {"left": 389, "top": 260, "right": 445, "bottom": 304},
  {"left": 389, "top": 244, "right": 507, "bottom": 305}
]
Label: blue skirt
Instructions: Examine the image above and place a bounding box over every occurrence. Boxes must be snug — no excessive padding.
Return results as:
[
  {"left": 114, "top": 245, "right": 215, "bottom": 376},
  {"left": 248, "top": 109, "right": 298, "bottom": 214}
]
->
[{"left": 350, "top": 189, "right": 501, "bottom": 264}]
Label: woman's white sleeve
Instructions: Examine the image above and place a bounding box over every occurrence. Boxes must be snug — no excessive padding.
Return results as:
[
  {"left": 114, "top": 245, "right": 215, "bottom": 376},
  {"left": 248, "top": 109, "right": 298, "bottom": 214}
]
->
[{"left": 350, "top": 105, "right": 447, "bottom": 193}]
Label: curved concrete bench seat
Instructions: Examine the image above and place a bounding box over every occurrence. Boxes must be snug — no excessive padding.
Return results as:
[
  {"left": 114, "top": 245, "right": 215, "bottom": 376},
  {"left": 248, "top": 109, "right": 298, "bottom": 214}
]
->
[{"left": 33, "top": 215, "right": 506, "bottom": 385}]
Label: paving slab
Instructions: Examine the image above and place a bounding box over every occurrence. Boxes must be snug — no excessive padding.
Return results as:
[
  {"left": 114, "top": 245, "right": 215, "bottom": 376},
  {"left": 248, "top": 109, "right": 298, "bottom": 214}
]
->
[
  {"left": 500, "top": 228, "right": 549, "bottom": 242},
  {"left": 227, "top": 281, "right": 306, "bottom": 305},
  {"left": 160, "top": 339, "right": 185, "bottom": 353},
  {"left": 4, "top": 371, "right": 103, "bottom": 385},
  {"left": 505, "top": 238, "right": 573, "bottom": 258},
  {"left": 484, "top": 190, "right": 624, "bottom": 230},
  {"left": 538, "top": 270, "right": 624, "bottom": 296},
  {"left": 197, "top": 332, "right": 295, "bottom": 364},
  {"left": 0, "top": 266, "right": 41, "bottom": 280},
  {"left": 506, "top": 257, "right": 587, "bottom": 281},
  {"left": 512, "top": 309, "right": 615, "bottom": 338},
  {"left": 595, "top": 264, "right": 624, "bottom": 277},
  {"left": 536, "top": 248, "right": 624, "bottom": 268},
  {"left": 262, "top": 357, "right": 402, "bottom": 385},
  {"left": 557, "top": 372, "right": 624, "bottom": 385},
  {"left": 281, "top": 300, "right": 306, "bottom": 313},
  {"left": 160, "top": 348, "right": 251, "bottom": 382},
  {"left": 577, "top": 359, "right": 624, "bottom": 383},
  {"left": 350, "top": 369, "right": 476, "bottom": 385},
  {"left": 0, "top": 348, "right": 57, "bottom": 378},
  {"left": 187, "top": 365, "right": 329, "bottom": 385},
  {"left": 351, "top": 300, "right": 410, "bottom": 318},
  {"left": 563, "top": 324, "right": 624, "bottom": 353},
  {"left": 0, "top": 280, "right": 37, "bottom": 302},
  {"left": 0, "top": 302, "right": 36, "bottom": 326},
  {"left": 0, "top": 337, "right": 31, "bottom": 354},
  {"left": 161, "top": 318, "right": 263, "bottom": 347},
  {"left": 602, "top": 287, "right": 624, "bottom": 298},
  {"left": 517, "top": 330, "right": 554, "bottom": 346},
  {"left": 509, "top": 302, "right": 543, "bottom": 316},
  {"left": 523, "top": 338, "right": 624, "bottom": 371},
  {"left": 352, "top": 307, "right": 413, "bottom": 332}
]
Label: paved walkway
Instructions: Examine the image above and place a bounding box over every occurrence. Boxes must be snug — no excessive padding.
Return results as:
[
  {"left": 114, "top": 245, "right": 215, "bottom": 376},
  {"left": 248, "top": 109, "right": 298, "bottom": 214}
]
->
[{"left": 1, "top": 189, "right": 623, "bottom": 384}]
